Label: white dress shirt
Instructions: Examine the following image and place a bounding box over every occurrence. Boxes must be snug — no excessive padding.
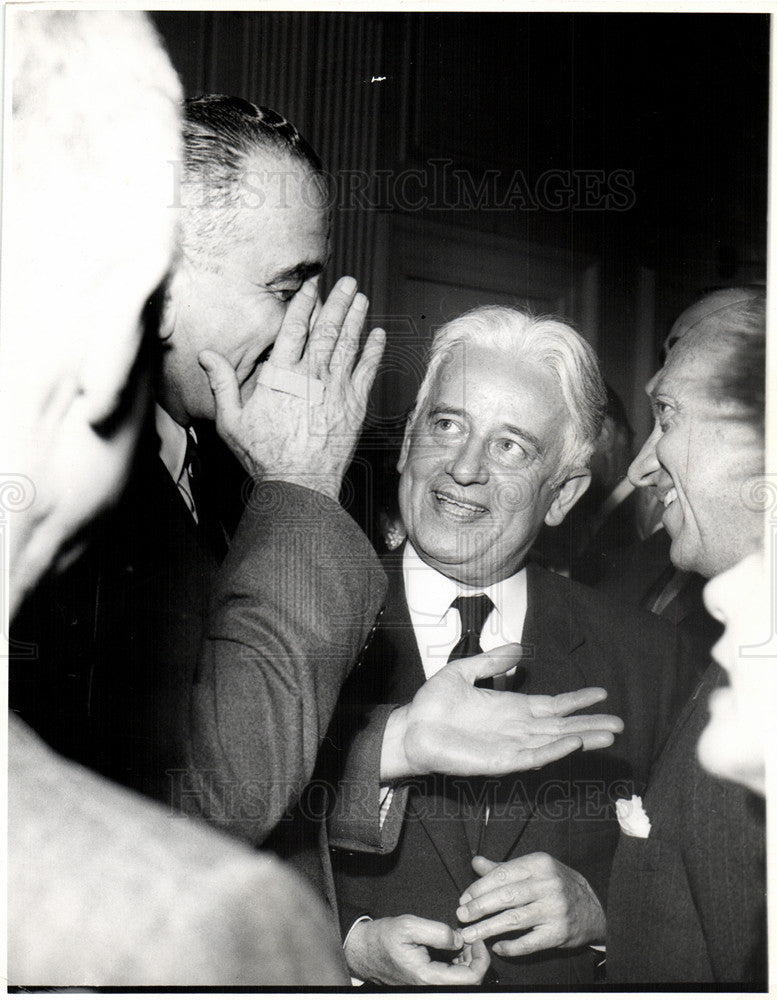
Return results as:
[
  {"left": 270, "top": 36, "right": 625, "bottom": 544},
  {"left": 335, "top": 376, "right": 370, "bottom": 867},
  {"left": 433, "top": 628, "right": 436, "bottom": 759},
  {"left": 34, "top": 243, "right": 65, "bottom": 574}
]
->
[
  {"left": 402, "top": 541, "right": 528, "bottom": 686},
  {"left": 155, "top": 404, "right": 198, "bottom": 522},
  {"left": 377, "top": 543, "right": 528, "bottom": 827}
]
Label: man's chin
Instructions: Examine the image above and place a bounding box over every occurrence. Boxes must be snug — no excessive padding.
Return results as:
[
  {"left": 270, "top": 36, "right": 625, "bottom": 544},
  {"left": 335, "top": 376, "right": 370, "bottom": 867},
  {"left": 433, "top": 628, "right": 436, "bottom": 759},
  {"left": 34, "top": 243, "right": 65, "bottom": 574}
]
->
[{"left": 697, "top": 706, "right": 765, "bottom": 796}]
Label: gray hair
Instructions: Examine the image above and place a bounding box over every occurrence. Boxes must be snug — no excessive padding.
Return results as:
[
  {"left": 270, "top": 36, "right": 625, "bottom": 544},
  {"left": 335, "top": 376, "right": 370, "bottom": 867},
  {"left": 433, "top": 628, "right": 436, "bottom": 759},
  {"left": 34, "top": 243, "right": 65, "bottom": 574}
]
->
[
  {"left": 180, "top": 95, "right": 325, "bottom": 258},
  {"left": 410, "top": 305, "right": 606, "bottom": 485}
]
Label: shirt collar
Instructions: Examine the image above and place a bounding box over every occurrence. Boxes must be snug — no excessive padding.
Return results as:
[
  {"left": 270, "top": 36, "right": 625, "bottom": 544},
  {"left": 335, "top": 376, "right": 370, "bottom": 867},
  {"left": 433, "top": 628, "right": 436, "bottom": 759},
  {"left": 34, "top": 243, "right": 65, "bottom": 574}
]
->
[
  {"left": 402, "top": 541, "right": 527, "bottom": 624},
  {"left": 154, "top": 404, "right": 189, "bottom": 484}
]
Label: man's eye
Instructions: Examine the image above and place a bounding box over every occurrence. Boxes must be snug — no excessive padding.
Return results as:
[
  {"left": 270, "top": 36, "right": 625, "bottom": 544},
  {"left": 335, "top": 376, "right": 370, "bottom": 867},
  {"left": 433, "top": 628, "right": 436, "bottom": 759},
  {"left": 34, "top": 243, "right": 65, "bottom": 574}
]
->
[
  {"left": 432, "top": 417, "right": 461, "bottom": 436},
  {"left": 273, "top": 287, "right": 299, "bottom": 303},
  {"left": 654, "top": 401, "right": 673, "bottom": 431},
  {"left": 492, "top": 438, "right": 526, "bottom": 462}
]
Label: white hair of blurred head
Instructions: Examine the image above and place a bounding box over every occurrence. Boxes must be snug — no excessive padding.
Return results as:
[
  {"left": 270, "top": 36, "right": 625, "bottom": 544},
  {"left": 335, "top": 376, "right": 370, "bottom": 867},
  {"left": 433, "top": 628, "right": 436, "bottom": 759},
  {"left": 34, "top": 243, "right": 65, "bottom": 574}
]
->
[{"left": 2, "top": 10, "right": 182, "bottom": 613}]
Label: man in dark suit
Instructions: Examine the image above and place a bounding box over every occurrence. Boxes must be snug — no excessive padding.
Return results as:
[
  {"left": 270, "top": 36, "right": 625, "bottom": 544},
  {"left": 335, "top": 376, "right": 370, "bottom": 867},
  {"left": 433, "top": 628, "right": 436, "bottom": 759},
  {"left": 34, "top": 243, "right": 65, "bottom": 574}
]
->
[
  {"left": 5, "top": 11, "right": 348, "bottom": 984},
  {"left": 606, "top": 287, "right": 767, "bottom": 984},
  {"left": 330, "top": 306, "right": 697, "bottom": 986},
  {"left": 9, "top": 94, "right": 389, "bottom": 917}
]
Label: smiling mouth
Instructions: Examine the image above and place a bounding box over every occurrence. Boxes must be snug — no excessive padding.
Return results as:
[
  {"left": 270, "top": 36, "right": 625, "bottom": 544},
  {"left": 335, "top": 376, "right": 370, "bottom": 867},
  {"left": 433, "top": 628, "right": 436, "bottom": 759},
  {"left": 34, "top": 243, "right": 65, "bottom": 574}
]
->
[
  {"left": 662, "top": 487, "right": 678, "bottom": 508},
  {"left": 432, "top": 490, "right": 488, "bottom": 518}
]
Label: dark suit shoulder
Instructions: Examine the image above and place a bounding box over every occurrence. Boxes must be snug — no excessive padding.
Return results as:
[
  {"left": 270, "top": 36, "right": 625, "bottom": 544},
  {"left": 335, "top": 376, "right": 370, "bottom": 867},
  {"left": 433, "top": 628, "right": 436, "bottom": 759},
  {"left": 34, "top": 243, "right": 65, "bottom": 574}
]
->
[
  {"left": 528, "top": 561, "right": 681, "bottom": 649},
  {"left": 527, "top": 563, "right": 700, "bottom": 771}
]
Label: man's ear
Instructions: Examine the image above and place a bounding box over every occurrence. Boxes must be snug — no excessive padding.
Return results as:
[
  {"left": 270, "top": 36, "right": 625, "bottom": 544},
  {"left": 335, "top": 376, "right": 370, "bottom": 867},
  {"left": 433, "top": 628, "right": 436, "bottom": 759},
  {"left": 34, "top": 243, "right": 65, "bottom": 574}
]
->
[
  {"left": 545, "top": 468, "right": 591, "bottom": 527},
  {"left": 396, "top": 412, "right": 415, "bottom": 474}
]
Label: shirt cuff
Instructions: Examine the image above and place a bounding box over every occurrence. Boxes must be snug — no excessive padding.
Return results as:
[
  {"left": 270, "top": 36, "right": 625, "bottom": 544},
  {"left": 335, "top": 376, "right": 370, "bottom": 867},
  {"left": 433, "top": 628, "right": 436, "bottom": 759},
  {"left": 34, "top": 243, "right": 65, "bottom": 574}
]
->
[
  {"left": 378, "top": 785, "right": 394, "bottom": 828},
  {"left": 344, "top": 914, "right": 373, "bottom": 987}
]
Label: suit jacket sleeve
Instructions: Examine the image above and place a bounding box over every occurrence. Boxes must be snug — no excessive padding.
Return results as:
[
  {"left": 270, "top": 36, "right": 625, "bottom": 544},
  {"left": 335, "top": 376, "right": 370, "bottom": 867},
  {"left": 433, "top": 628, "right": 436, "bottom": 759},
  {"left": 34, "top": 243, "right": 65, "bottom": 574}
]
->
[
  {"left": 185, "top": 481, "right": 386, "bottom": 848},
  {"left": 325, "top": 702, "right": 410, "bottom": 854}
]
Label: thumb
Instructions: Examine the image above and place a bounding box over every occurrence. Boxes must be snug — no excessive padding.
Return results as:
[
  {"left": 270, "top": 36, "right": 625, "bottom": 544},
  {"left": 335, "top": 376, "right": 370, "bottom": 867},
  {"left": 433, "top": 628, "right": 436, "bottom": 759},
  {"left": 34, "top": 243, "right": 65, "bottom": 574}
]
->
[
  {"left": 471, "top": 855, "right": 499, "bottom": 877},
  {"left": 408, "top": 917, "right": 464, "bottom": 952},
  {"left": 452, "top": 643, "right": 523, "bottom": 684},
  {"left": 198, "top": 350, "right": 241, "bottom": 425}
]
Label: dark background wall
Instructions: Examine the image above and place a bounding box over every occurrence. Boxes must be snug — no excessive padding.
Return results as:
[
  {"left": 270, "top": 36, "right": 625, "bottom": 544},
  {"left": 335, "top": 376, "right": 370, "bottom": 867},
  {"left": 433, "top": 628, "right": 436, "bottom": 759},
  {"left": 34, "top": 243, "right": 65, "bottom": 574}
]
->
[{"left": 152, "top": 11, "right": 768, "bottom": 443}]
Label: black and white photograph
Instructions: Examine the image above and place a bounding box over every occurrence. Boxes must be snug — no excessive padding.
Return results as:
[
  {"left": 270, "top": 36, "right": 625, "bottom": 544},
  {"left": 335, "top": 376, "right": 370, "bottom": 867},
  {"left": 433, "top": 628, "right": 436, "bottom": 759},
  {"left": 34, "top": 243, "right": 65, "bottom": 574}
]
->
[{"left": 2, "top": 3, "right": 773, "bottom": 991}]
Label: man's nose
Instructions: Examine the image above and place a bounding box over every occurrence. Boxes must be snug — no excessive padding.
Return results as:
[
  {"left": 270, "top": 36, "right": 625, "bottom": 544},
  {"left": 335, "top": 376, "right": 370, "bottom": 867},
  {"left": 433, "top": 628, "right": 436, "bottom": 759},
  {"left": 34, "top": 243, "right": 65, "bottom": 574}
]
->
[
  {"left": 445, "top": 436, "right": 489, "bottom": 485},
  {"left": 628, "top": 423, "right": 661, "bottom": 487}
]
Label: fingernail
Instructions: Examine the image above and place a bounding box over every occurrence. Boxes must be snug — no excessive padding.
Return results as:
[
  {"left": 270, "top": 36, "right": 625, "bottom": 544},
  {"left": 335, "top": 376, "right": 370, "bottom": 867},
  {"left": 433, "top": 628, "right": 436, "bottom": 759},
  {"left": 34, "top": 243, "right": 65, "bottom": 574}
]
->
[
  {"left": 300, "top": 279, "right": 317, "bottom": 297},
  {"left": 353, "top": 292, "right": 368, "bottom": 310},
  {"left": 452, "top": 931, "right": 463, "bottom": 949},
  {"left": 339, "top": 276, "right": 357, "bottom": 295},
  {"left": 456, "top": 905, "right": 468, "bottom": 921},
  {"left": 459, "top": 892, "right": 472, "bottom": 905},
  {"left": 461, "top": 927, "right": 476, "bottom": 943}
]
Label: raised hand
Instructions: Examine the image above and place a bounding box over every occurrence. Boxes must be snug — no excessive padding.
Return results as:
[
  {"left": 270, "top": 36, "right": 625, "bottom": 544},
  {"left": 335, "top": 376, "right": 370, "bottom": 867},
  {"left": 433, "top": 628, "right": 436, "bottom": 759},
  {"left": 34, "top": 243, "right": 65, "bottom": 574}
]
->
[
  {"left": 456, "top": 853, "right": 606, "bottom": 956},
  {"left": 198, "top": 275, "right": 385, "bottom": 500},
  {"left": 344, "top": 914, "right": 490, "bottom": 986},
  {"left": 380, "top": 643, "right": 624, "bottom": 780}
]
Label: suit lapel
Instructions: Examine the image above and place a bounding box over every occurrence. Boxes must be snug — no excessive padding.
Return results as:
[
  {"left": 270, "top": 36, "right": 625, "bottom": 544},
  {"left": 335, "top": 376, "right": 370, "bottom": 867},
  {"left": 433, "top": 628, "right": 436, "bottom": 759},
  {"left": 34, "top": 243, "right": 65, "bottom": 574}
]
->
[
  {"left": 374, "top": 552, "right": 427, "bottom": 703},
  {"left": 483, "top": 564, "right": 589, "bottom": 862},
  {"left": 382, "top": 559, "right": 478, "bottom": 894}
]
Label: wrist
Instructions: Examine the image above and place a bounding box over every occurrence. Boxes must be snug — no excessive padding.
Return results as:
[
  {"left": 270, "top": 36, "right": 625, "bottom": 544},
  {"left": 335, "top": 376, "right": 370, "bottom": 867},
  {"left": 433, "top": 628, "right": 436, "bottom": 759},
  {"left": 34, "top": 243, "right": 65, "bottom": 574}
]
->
[
  {"left": 273, "top": 473, "right": 341, "bottom": 501},
  {"left": 380, "top": 705, "right": 413, "bottom": 781},
  {"left": 343, "top": 917, "right": 374, "bottom": 981}
]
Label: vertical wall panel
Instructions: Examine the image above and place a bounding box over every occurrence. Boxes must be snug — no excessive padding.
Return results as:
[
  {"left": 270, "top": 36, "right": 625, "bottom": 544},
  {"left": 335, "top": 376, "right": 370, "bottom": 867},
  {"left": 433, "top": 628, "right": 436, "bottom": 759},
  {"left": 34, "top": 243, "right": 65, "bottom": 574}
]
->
[{"left": 164, "top": 12, "right": 385, "bottom": 303}]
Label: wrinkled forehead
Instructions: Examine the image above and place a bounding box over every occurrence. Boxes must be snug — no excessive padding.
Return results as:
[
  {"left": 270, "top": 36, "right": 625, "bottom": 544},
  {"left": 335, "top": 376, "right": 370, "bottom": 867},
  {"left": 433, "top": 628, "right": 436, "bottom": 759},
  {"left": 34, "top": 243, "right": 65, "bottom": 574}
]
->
[{"left": 649, "top": 328, "right": 730, "bottom": 402}]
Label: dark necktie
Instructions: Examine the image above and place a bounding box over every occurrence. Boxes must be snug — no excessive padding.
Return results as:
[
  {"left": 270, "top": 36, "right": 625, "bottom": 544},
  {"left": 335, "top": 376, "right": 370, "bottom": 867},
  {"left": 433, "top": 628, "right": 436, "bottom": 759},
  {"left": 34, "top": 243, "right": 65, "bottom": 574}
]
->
[
  {"left": 448, "top": 594, "right": 494, "bottom": 688},
  {"left": 642, "top": 564, "right": 693, "bottom": 617},
  {"left": 184, "top": 431, "right": 228, "bottom": 562},
  {"left": 448, "top": 594, "right": 495, "bottom": 854}
]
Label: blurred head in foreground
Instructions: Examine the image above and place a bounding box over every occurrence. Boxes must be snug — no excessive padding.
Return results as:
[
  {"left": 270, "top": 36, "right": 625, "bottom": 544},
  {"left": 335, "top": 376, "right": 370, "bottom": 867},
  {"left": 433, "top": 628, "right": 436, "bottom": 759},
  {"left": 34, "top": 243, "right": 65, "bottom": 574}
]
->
[
  {"left": 3, "top": 9, "right": 182, "bottom": 614},
  {"left": 698, "top": 549, "right": 774, "bottom": 796}
]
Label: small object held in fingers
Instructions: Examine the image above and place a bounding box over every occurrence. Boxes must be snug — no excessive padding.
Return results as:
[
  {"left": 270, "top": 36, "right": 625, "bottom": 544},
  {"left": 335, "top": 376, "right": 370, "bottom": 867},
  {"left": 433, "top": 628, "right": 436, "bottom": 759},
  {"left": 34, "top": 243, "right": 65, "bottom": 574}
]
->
[{"left": 257, "top": 361, "right": 325, "bottom": 404}]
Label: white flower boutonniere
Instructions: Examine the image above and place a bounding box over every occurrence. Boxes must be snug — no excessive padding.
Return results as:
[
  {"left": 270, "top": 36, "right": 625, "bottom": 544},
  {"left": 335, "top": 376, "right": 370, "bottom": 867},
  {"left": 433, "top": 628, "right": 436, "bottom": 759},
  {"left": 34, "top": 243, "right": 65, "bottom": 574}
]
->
[{"left": 616, "top": 794, "right": 651, "bottom": 838}]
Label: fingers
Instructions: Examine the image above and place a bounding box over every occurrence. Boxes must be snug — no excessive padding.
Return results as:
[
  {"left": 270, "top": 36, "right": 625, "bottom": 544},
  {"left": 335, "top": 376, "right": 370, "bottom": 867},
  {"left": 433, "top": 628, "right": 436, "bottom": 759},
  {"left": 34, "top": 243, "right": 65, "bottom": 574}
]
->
[
  {"left": 470, "top": 855, "right": 499, "bottom": 879},
  {"left": 350, "top": 326, "right": 386, "bottom": 410},
  {"left": 461, "top": 857, "right": 533, "bottom": 908},
  {"left": 306, "top": 275, "right": 358, "bottom": 374},
  {"left": 421, "top": 958, "right": 489, "bottom": 986},
  {"left": 578, "top": 729, "right": 618, "bottom": 750},
  {"left": 198, "top": 350, "right": 241, "bottom": 427},
  {"left": 555, "top": 712, "right": 623, "bottom": 735},
  {"left": 458, "top": 882, "right": 536, "bottom": 925},
  {"left": 543, "top": 686, "right": 608, "bottom": 716},
  {"left": 460, "top": 904, "right": 537, "bottom": 944},
  {"left": 452, "top": 643, "right": 524, "bottom": 684},
  {"left": 268, "top": 279, "right": 318, "bottom": 368},
  {"left": 327, "top": 291, "right": 369, "bottom": 378},
  {"left": 521, "top": 735, "right": 585, "bottom": 769},
  {"left": 493, "top": 927, "right": 549, "bottom": 957},
  {"left": 406, "top": 916, "right": 463, "bottom": 951},
  {"left": 458, "top": 878, "right": 536, "bottom": 925},
  {"left": 396, "top": 916, "right": 486, "bottom": 986},
  {"left": 467, "top": 938, "right": 491, "bottom": 979}
]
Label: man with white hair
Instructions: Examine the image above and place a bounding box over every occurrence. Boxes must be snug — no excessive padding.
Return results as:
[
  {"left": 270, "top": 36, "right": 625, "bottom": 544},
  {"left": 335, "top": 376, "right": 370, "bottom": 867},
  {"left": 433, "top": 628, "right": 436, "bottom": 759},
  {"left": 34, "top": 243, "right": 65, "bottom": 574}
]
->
[
  {"left": 3, "top": 9, "right": 348, "bottom": 985},
  {"left": 331, "top": 305, "right": 696, "bottom": 986}
]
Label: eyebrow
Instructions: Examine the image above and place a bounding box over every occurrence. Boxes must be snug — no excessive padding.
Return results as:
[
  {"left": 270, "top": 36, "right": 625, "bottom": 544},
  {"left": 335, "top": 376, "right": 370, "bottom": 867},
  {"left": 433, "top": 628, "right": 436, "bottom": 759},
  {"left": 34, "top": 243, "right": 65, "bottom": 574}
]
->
[
  {"left": 503, "top": 422, "right": 543, "bottom": 454},
  {"left": 267, "top": 260, "right": 325, "bottom": 286},
  {"left": 647, "top": 374, "right": 668, "bottom": 403}
]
